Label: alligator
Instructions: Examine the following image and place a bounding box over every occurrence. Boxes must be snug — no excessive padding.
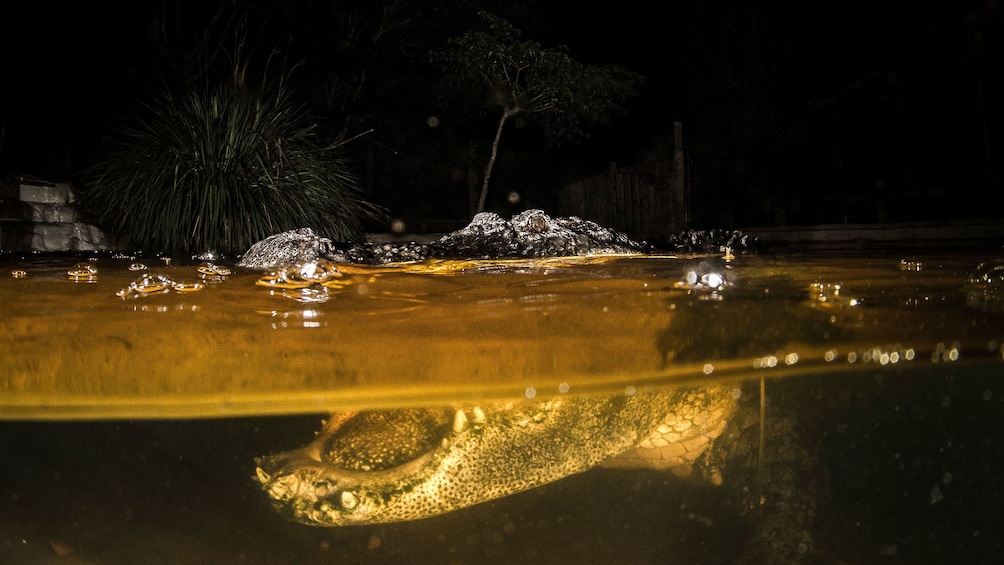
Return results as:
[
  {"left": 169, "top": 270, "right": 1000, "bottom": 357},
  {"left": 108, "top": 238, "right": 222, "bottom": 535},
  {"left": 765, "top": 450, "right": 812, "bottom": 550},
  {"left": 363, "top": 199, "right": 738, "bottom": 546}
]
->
[
  {"left": 236, "top": 209, "right": 754, "bottom": 268},
  {"left": 255, "top": 381, "right": 820, "bottom": 563},
  {"left": 245, "top": 212, "right": 819, "bottom": 562}
]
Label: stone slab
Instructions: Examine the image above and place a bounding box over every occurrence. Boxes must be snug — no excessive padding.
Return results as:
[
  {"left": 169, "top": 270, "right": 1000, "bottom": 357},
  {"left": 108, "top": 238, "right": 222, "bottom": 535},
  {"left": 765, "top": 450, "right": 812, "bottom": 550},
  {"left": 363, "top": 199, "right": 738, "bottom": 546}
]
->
[
  {"left": 0, "top": 199, "right": 34, "bottom": 221},
  {"left": 0, "top": 200, "right": 81, "bottom": 223},
  {"left": 16, "top": 181, "right": 77, "bottom": 204},
  {"left": 0, "top": 221, "right": 110, "bottom": 252}
]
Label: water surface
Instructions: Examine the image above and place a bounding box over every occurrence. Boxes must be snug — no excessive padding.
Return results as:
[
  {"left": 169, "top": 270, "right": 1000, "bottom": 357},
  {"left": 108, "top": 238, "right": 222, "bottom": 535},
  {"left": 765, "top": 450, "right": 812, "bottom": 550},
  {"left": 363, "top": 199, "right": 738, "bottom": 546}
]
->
[{"left": 1, "top": 250, "right": 1003, "bottom": 563}]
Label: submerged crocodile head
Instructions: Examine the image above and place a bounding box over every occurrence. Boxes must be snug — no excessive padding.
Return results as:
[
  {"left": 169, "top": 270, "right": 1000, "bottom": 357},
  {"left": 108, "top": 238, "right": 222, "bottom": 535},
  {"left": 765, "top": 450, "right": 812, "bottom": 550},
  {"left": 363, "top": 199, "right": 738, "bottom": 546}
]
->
[{"left": 255, "top": 385, "right": 739, "bottom": 526}]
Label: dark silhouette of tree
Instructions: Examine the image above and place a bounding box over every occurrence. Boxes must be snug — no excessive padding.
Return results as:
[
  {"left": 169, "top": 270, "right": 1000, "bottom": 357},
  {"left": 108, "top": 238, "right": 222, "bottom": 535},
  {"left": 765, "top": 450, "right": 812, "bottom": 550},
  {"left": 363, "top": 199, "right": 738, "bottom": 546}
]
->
[
  {"left": 266, "top": 0, "right": 433, "bottom": 135},
  {"left": 432, "top": 12, "right": 644, "bottom": 214}
]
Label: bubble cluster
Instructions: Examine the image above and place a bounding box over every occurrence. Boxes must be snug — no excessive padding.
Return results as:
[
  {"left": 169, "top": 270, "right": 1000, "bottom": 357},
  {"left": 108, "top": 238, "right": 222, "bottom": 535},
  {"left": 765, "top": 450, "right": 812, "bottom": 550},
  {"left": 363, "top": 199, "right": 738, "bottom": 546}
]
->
[
  {"left": 116, "top": 273, "right": 205, "bottom": 298},
  {"left": 931, "top": 342, "right": 961, "bottom": 363},
  {"left": 67, "top": 262, "right": 98, "bottom": 281},
  {"left": 825, "top": 344, "right": 916, "bottom": 365},
  {"left": 256, "top": 260, "right": 342, "bottom": 290},
  {"left": 116, "top": 262, "right": 229, "bottom": 299},
  {"left": 752, "top": 352, "right": 800, "bottom": 369}
]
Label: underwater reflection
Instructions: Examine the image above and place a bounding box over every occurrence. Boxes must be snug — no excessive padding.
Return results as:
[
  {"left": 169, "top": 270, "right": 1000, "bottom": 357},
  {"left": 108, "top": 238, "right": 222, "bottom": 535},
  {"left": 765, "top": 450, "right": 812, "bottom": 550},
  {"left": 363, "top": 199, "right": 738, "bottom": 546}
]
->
[
  {"left": 964, "top": 259, "right": 1004, "bottom": 312},
  {"left": 656, "top": 283, "right": 852, "bottom": 366}
]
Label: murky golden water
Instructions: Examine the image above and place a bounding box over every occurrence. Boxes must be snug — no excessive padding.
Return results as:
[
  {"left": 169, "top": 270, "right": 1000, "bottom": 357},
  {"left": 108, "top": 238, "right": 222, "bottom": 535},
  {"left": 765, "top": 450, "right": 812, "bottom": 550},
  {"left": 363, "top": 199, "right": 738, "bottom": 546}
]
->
[
  {"left": 2, "top": 252, "right": 1003, "bottom": 418},
  {"left": 2, "top": 250, "right": 1004, "bottom": 563}
]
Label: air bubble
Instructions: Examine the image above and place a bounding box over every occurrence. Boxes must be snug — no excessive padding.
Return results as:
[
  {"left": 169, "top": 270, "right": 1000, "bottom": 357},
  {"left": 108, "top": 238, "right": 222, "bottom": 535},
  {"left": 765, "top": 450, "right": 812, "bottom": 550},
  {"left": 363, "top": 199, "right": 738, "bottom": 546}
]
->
[
  {"left": 930, "top": 486, "right": 943, "bottom": 505},
  {"left": 879, "top": 544, "right": 898, "bottom": 556}
]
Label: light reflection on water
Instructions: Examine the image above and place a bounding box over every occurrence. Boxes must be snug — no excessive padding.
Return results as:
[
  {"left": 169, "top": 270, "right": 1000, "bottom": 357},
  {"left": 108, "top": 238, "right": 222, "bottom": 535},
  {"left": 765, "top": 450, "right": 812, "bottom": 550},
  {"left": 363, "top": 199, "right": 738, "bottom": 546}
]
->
[
  {"left": 4, "top": 251, "right": 1004, "bottom": 416},
  {"left": 1, "top": 250, "right": 1004, "bottom": 563}
]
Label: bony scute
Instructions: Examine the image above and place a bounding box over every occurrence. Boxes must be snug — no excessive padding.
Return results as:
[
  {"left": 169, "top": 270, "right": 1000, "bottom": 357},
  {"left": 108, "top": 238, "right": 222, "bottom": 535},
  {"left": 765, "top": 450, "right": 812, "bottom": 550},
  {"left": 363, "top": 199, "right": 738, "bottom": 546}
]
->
[{"left": 340, "top": 490, "right": 359, "bottom": 510}]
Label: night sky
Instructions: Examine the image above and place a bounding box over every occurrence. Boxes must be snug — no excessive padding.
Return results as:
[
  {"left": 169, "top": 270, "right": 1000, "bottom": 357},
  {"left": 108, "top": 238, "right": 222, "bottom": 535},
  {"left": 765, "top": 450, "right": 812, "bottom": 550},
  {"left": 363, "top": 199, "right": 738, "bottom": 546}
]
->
[{"left": 1, "top": 0, "right": 1000, "bottom": 230}]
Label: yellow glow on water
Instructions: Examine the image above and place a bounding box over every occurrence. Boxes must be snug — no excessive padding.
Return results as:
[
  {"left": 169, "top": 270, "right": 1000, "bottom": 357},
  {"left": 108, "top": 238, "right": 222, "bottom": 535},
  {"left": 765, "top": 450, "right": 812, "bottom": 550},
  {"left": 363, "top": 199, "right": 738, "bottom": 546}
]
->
[{"left": 1, "top": 252, "right": 1003, "bottom": 419}]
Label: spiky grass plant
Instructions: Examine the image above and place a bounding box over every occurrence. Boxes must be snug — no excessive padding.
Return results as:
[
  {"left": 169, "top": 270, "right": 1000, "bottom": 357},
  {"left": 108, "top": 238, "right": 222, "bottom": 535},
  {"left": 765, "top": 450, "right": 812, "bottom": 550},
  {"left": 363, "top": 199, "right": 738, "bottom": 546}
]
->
[{"left": 85, "top": 67, "right": 381, "bottom": 254}]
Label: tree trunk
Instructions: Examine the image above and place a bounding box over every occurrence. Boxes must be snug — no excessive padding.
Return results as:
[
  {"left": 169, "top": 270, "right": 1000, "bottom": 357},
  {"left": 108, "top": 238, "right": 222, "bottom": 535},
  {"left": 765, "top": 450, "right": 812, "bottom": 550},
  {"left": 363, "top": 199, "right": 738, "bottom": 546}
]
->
[{"left": 477, "top": 108, "right": 518, "bottom": 214}]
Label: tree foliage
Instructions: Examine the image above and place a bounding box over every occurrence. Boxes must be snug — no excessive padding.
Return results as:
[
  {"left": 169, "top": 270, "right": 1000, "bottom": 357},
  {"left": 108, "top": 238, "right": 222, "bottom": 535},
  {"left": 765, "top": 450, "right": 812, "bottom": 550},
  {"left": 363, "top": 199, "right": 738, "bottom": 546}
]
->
[{"left": 431, "top": 12, "right": 644, "bottom": 213}]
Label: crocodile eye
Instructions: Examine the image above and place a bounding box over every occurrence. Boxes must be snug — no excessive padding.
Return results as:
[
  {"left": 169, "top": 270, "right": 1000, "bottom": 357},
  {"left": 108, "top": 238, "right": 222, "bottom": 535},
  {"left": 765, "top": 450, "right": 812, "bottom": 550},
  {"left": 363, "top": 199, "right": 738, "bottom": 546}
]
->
[
  {"left": 528, "top": 213, "right": 547, "bottom": 233},
  {"left": 340, "top": 490, "right": 359, "bottom": 510}
]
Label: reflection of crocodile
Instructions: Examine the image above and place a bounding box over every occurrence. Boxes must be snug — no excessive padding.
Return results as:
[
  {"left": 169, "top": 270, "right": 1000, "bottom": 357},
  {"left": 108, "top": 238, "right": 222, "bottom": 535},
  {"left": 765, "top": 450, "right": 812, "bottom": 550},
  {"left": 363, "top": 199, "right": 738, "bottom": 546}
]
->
[{"left": 236, "top": 209, "right": 755, "bottom": 268}]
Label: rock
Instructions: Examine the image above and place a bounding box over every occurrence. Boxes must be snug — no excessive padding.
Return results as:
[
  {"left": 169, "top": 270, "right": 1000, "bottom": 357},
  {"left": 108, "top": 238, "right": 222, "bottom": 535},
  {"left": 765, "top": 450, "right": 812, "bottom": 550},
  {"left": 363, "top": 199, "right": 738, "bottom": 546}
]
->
[{"left": 0, "top": 176, "right": 111, "bottom": 252}]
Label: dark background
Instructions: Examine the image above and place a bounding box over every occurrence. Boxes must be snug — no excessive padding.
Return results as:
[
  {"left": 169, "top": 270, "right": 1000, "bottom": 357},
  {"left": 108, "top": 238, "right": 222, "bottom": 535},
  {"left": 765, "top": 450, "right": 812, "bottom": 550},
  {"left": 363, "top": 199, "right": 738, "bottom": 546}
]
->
[{"left": 1, "top": 0, "right": 1000, "bottom": 233}]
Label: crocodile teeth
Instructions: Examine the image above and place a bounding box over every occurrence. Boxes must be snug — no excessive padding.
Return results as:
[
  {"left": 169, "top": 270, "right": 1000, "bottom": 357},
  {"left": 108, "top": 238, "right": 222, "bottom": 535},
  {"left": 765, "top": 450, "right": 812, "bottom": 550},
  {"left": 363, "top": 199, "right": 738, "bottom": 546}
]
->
[
  {"left": 452, "top": 409, "right": 468, "bottom": 433},
  {"left": 471, "top": 406, "right": 486, "bottom": 424},
  {"left": 255, "top": 467, "right": 271, "bottom": 483}
]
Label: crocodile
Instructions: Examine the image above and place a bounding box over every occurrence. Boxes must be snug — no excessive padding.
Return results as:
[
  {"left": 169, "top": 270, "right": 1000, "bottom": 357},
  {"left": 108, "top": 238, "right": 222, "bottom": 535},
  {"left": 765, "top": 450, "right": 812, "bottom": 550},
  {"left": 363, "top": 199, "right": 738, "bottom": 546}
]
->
[
  {"left": 255, "top": 379, "right": 819, "bottom": 563},
  {"left": 255, "top": 387, "right": 737, "bottom": 526},
  {"left": 245, "top": 212, "right": 818, "bottom": 562},
  {"left": 236, "top": 208, "right": 754, "bottom": 268}
]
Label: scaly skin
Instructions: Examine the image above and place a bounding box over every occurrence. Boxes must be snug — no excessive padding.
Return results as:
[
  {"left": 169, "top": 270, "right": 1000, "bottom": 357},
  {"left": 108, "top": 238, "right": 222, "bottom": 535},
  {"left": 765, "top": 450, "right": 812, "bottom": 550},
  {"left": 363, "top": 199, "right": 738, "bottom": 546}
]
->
[{"left": 255, "top": 384, "right": 739, "bottom": 526}]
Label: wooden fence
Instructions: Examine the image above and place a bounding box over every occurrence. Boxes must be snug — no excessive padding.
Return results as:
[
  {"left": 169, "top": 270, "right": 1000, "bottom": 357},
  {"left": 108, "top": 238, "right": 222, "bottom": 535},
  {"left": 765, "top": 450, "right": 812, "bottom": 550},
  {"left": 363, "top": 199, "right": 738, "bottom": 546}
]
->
[
  {"left": 559, "top": 123, "right": 687, "bottom": 239},
  {"left": 559, "top": 169, "right": 658, "bottom": 237}
]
